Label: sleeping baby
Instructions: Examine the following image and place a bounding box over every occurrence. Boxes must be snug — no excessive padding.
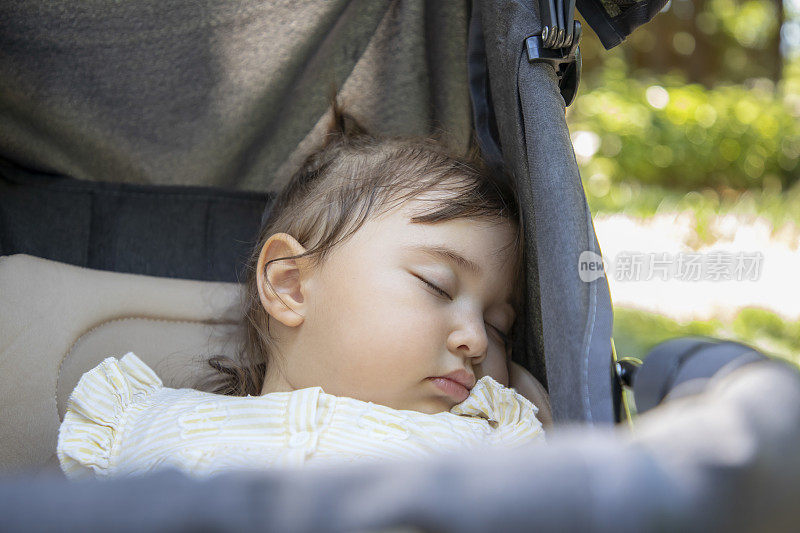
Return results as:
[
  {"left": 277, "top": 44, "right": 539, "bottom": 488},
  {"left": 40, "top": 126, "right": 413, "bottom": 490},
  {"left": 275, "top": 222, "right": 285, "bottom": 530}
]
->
[{"left": 57, "top": 99, "right": 550, "bottom": 479}]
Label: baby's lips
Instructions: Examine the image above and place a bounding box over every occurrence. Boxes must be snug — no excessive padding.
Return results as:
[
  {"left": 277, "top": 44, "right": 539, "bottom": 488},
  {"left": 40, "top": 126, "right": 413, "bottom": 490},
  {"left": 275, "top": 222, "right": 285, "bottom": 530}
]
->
[
  {"left": 437, "top": 368, "right": 476, "bottom": 390},
  {"left": 429, "top": 377, "right": 471, "bottom": 403}
]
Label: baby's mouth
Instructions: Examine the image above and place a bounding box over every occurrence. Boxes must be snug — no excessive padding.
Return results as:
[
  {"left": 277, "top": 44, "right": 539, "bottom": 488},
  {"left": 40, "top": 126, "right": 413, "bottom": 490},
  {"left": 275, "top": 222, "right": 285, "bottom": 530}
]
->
[{"left": 427, "top": 377, "right": 470, "bottom": 403}]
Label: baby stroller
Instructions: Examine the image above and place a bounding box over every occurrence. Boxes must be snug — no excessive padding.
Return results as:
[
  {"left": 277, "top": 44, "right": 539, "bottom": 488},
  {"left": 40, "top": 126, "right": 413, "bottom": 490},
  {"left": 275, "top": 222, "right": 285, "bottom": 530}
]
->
[{"left": 1, "top": 1, "right": 799, "bottom": 531}]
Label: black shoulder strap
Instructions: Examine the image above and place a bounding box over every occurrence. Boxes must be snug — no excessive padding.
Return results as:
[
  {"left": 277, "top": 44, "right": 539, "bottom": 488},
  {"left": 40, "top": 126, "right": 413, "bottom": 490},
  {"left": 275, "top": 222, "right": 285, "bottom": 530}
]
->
[{"left": 0, "top": 159, "right": 269, "bottom": 282}]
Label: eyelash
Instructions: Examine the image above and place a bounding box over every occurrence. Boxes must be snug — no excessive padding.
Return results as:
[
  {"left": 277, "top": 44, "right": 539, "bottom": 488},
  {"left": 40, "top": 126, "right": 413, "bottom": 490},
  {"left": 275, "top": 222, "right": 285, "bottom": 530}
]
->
[
  {"left": 416, "top": 276, "right": 510, "bottom": 346},
  {"left": 418, "top": 276, "right": 452, "bottom": 300}
]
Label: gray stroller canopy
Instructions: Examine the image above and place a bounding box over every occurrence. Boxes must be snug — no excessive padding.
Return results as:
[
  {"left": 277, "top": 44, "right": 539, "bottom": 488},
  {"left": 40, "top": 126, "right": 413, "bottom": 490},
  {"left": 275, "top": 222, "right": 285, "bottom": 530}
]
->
[
  {"left": 0, "top": 0, "right": 663, "bottom": 424},
  {"left": 6, "top": 3, "right": 800, "bottom": 532}
]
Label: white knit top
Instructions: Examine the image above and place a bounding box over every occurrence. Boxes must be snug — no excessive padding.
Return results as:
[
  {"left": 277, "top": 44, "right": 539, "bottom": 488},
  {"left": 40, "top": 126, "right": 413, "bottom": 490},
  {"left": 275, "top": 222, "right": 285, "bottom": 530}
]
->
[{"left": 57, "top": 352, "right": 545, "bottom": 479}]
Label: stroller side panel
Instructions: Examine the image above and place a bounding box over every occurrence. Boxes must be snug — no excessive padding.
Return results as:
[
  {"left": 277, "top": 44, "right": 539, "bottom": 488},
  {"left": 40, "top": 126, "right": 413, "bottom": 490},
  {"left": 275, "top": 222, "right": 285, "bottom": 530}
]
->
[{"left": 477, "top": 0, "right": 615, "bottom": 423}]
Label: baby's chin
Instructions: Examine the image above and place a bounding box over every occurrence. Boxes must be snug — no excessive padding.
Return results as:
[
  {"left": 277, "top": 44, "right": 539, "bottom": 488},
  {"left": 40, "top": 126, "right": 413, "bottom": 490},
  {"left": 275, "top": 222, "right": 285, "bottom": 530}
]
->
[
  {"left": 400, "top": 396, "right": 460, "bottom": 415},
  {"left": 363, "top": 389, "right": 469, "bottom": 415}
]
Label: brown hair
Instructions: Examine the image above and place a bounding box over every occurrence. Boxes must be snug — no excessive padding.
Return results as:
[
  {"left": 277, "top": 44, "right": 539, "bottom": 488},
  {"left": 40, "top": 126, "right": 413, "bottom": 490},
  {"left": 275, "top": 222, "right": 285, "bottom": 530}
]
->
[{"left": 197, "top": 97, "right": 523, "bottom": 397}]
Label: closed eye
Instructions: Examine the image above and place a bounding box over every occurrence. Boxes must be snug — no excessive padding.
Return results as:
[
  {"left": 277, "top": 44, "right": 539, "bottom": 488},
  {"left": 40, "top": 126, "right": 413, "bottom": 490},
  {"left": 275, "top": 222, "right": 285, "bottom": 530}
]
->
[
  {"left": 416, "top": 274, "right": 510, "bottom": 347},
  {"left": 489, "top": 324, "right": 509, "bottom": 346},
  {"left": 416, "top": 275, "right": 452, "bottom": 300}
]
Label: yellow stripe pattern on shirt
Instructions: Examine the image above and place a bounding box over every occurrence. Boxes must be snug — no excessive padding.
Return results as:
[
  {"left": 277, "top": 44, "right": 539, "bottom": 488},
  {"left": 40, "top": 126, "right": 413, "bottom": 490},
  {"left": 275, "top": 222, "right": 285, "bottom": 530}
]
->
[{"left": 57, "top": 353, "right": 545, "bottom": 479}]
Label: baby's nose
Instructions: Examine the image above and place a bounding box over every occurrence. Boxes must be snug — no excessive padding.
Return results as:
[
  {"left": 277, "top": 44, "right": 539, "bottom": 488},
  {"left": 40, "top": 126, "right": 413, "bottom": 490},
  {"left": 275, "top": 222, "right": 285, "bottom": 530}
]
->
[{"left": 447, "top": 323, "right": 489, "bottom": 363}]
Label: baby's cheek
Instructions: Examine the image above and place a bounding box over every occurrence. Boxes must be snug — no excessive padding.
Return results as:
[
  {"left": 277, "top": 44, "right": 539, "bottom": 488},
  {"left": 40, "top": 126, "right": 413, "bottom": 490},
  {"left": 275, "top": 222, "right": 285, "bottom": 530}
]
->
[
  {"left": 476, "top": 356, "right": 509, "bottom": 386},
  {"left": 495, "top": 365, "right": 510, "bottom": 386}
]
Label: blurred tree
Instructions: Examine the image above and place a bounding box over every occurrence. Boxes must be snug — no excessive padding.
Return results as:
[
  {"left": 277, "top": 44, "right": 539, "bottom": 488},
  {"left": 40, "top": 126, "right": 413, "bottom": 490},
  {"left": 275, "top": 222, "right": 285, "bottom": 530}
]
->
[
  {"left": 580, "top": 0, "right": 786, "bottom": 86},
  {"left": 568, "top": 0, "right": 800, "bottom": 194}
]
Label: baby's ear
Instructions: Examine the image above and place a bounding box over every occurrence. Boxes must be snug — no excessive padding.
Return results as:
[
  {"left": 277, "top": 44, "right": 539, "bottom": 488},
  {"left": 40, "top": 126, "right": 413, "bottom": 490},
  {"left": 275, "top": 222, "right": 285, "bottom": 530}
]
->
[{"left": 256, "top": 233, "right": 310, "bottom": 327}]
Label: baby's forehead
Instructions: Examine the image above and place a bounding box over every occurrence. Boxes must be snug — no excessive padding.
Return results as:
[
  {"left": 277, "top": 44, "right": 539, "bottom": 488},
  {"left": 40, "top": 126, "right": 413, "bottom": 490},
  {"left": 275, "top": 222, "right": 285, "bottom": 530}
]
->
[
  {"left": 399, "top": 239, "right": 517, "bottom": 275},
  {"left": 361, "top": 196, "right": 520, "bottom": 263}
]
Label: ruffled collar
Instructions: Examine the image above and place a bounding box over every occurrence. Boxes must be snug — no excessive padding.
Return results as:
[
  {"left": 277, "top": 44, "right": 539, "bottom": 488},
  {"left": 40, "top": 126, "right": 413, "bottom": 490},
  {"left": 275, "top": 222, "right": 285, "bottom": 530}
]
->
[
  {"left": 449, "top": 375, "right": 539, "bottom": 425},
  {"left": 259, "top": 374, "right": 539, "bottom": 426}
]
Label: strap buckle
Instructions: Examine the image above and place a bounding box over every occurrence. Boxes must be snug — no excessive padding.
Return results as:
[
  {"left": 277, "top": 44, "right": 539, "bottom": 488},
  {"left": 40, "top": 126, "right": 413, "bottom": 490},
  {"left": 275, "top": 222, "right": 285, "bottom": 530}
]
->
[{"left": 525, "top": 19, "right": 582, "bottom": 106}]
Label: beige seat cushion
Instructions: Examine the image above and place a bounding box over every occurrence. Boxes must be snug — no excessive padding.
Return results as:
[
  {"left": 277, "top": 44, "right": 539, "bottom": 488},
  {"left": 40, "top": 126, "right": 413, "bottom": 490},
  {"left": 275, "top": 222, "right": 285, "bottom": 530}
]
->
[
  {"left": 0, "top": 255, "right": 241, "bottom": 474},
  {"left": 0, "top": 254, "right": 551, "bottom": 475}
]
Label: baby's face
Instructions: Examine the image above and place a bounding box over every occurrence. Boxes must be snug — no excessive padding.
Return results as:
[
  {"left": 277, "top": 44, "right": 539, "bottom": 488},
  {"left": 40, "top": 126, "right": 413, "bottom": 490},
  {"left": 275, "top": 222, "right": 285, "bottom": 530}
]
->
[{"left": 261, "top": 200, "right": 519, "bottom": 414}]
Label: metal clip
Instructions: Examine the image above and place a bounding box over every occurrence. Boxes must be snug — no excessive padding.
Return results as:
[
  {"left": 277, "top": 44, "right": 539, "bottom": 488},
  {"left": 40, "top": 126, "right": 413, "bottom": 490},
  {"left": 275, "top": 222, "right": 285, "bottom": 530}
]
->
[
  {"left": 525, "top": 19, "right": 582, "bottom": 106},
  {"left": 611, "top": 338, "right": 641, "bottom": 427}
]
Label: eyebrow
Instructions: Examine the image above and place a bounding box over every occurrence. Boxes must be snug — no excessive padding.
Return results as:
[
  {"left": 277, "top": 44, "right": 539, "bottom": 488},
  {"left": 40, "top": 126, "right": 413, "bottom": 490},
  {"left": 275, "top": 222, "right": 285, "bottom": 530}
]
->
[{"left": 405, "top": 244, "right": 483, "bottom": 276}]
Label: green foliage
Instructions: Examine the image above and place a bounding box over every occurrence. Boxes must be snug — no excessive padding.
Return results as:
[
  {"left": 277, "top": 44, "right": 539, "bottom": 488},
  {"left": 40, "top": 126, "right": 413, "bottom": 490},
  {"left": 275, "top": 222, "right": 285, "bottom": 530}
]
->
[
  {"left": 613, "top": 306, "right": 800, "bottom": 367},
  {"left": 572, "top": 2, "right": 800, "bottom": 380},
  {"left": 584, "top": 180, "right": 800, "bottom": 241},
  {"left": 613, "top": 308, "right": 721, "bottom": 362},
  {"left": 578, "top": 0, "right": 786, "bottom": 89},
  {"left": 569, "top": 0, "right": 800, "bottom": 194},
  {"left": 567, "top": 74, "right": 800, "bottom": 192},
  {"left": 730, "top": 307, "right": 800, "bottom": 358},
  {"left": 711, "top": 0, "right": 780, "bottom": 49}
]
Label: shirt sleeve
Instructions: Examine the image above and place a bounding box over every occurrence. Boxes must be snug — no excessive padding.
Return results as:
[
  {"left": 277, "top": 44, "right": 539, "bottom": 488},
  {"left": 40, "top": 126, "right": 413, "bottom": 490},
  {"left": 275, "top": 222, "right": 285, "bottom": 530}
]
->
[{"left": 56, "top": 353, "right": 163, "bottom": 479}]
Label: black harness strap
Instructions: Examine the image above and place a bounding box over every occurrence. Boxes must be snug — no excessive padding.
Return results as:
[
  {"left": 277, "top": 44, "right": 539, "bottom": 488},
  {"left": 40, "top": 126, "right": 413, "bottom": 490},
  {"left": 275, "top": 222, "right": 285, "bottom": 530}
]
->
[{"left": 0, "top": 159, "right": 270, "bottom": 282}]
